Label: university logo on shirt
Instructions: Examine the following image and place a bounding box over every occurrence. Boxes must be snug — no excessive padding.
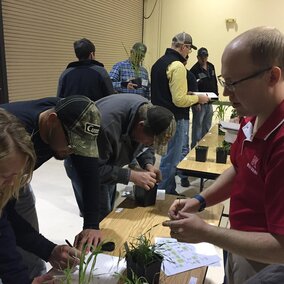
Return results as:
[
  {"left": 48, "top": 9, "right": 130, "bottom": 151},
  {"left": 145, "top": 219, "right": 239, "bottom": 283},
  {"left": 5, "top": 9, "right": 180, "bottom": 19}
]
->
[{"left": 247, "top": 155, "right": 259, "bottom": 175}]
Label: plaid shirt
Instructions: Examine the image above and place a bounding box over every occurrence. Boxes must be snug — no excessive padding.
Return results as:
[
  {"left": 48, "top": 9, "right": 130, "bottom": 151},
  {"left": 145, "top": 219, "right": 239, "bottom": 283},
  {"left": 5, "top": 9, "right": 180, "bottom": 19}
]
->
[{"left": 109, "top": 59, "right": 150, "bottom": 99}]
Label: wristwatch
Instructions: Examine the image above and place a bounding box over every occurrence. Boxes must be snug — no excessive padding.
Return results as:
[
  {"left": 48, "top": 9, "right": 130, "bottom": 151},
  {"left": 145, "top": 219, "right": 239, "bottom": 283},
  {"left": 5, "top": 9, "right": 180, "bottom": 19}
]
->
[{"left": 193, "top": 194, "right": 206, "bottom": 212}]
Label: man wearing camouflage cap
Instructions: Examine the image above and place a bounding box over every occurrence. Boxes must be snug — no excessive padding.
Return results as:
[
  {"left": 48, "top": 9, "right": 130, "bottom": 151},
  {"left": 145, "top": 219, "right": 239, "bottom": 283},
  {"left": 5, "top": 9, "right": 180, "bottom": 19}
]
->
[
  {"left": 109, "top": 42, "right": 150, "bottom": 99},
  {"left": 1, "top": 95, "right": 101, "bottom": 279},
  {"left": 64, "top": 93, "right": 175, "bottom": 220}
]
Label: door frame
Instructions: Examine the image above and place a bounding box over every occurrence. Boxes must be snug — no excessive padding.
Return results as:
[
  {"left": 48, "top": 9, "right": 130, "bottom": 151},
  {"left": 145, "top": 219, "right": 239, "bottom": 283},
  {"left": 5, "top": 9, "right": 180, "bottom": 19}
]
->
[{"left": 0, "top": 0, "right": 9, "bottom": 103}]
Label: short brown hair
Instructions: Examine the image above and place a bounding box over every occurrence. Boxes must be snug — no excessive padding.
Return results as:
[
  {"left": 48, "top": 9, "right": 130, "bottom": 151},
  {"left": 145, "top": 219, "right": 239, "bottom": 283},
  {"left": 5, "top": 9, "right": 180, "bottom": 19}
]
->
[
  {"left": 231, "top": 27, "right": 284, "bottom": 69},
  {"left": 73, "top": 38, "right": 95, "bottom": 60}
]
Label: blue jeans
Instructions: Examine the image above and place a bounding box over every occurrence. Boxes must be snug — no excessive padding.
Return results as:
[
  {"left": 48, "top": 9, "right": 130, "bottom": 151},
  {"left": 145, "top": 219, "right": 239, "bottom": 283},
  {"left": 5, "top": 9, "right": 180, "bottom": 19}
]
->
[
  {"left": 64, "top": 157, "right": 116, "bottom": 221},
  {"left": 191, "top": 104, "right": 213, "bottom": 149},
  {"left": 158, "top": 119, "right": 188, "bottom": 194},
  {"left": 177, "top": 119, "right": 190, "bottom": 180}
]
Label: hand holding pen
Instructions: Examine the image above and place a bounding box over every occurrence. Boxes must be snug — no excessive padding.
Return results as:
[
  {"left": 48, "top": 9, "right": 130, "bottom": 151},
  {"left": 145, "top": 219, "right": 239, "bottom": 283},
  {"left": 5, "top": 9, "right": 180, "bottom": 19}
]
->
[
  {"left": 64, "top": 239, "right": 115, "bottom": 266},
  {"left": 48, "top": 243, "right": 81, "bottom": 269},
  {"left": 65, "top": 239, "right": 85, "bottom": 264}
]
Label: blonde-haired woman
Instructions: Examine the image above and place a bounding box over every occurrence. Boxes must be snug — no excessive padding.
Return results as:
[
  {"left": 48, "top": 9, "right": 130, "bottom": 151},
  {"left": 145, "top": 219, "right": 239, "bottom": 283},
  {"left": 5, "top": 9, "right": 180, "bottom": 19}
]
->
[
  {"left": 0, "top": 108, "right": 35, "bottom": 214},
  {"left": 0, "top": 108, "right": 53, "bottom": 284}
]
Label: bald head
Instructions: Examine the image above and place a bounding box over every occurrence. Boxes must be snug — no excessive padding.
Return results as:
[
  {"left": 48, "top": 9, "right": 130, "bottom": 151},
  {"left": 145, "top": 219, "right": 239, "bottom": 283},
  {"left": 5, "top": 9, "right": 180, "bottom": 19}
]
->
[
  {"left": 220, "top": 27, "right": 284, "bottom": 120},
  {"left": 223, "top": 26, "right": 284, "bottom": 69}
]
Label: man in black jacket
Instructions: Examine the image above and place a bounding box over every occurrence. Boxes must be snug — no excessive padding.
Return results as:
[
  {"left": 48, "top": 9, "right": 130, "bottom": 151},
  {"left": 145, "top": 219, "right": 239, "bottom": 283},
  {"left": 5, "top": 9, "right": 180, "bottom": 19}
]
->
[
  {"left": 57, "top": 38, "right": 114, "bottom": 99},
  {"left": 151, "top": 32, "right": 209, "bottom": 195},
  {"left": 1, "top": 95, "right": 101, "bottom": 280},
  {"left": 190, "top": 47, "right": 219, "bottom": 148}
]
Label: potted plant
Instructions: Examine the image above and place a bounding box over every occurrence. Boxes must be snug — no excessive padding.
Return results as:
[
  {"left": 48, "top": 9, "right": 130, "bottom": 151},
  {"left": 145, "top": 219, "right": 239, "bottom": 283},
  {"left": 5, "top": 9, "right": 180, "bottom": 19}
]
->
[
  {"left": 216, "top": 140, "right": 231, "bottom": 164},
  {"left": 230, "top": 107, "right": 238, "bottom": 119},
  {"left": 213, "top": 101, "right": 231, "bottom": 135},
  {"left": 133, "top": 183, "right": 158, "bottom": 207},
  {"left": 124, "top": 232, "right": 163, "bottom": 284},
  {"left": 195, "top": 145, "right": 209, "bottom": 162}
]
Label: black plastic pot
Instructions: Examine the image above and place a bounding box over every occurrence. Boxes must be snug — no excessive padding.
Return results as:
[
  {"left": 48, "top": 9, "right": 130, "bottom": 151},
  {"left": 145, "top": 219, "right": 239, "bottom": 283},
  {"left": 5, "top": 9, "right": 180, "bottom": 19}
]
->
[
  {"left": 134, "top": 184, "right": 158, "bottom": 207},
  {"left": 216, "top": 147, "right": 228, "bottom": 164},
  {"left": 195, "top": 146, "right": 208, "bottom": 162},
  {"left": 126, "top": 253, "right": 163, "bottom": 284},
  {"left": 131, "top": 77, "right": 142, "bottom": 88}
]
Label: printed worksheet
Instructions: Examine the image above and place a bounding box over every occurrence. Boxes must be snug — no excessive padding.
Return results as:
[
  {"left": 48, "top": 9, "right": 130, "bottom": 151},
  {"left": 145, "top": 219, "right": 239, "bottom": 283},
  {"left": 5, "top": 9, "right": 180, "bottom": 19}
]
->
[
  {"left": 155, "top": 238, "right": 221, "bottom": 276},
  {"left": 72, "top": 253, "right": 126, "bottom": 284}
]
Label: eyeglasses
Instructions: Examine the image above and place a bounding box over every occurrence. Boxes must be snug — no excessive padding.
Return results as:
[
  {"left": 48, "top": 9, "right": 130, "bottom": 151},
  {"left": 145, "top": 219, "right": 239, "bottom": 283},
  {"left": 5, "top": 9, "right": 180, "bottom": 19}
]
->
[
  {"left": 218, "top": 66, "right": 272, "bottom": 92},
  {"left": 184, "top": 44, "right": 192, "bottom": 53}
]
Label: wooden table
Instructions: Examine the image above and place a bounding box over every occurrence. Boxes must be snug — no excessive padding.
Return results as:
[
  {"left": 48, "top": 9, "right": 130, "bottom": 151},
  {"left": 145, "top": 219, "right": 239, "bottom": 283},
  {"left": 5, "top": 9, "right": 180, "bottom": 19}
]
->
[
  {"left": 100, "top": 194, "right": 224, "bottom": 284},
  {"left": 177, "top": 125, "right": 232, "bottom": 190}
]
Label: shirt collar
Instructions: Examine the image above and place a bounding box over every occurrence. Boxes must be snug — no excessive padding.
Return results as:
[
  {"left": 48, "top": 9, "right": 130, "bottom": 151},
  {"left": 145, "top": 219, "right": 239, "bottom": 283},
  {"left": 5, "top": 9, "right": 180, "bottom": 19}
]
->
[{"left": 252, "top": 99, "right": 284, "bottom": 140}]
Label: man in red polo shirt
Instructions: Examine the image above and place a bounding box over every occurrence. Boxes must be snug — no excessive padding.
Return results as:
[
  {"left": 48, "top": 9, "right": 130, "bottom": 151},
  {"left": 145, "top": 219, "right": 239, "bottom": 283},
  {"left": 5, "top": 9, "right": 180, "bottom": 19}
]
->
[{"left": 163, "top": 26, "right": 284, "bottom": 283}]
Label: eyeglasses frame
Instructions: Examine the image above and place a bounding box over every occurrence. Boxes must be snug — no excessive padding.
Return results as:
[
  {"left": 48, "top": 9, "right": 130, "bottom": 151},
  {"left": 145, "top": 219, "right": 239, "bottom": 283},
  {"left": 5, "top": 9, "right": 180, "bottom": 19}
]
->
[{"left": 218, "top": 66, "right": 273, "bottom": 92}]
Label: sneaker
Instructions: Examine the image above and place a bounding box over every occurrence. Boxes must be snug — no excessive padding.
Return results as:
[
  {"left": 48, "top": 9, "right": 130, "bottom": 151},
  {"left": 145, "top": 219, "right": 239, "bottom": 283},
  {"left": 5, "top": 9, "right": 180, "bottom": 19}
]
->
[{"left": 181, "top": 178, "right": 190, "bottom": 187}]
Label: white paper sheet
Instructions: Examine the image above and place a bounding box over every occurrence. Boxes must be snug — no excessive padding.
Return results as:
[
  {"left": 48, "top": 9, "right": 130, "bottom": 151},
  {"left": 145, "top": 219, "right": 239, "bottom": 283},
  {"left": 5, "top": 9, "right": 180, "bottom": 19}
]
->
[
  {"left": 155, "top": 238, "right": 221, "bottom": 277},
  {"left": 220, "top": 121, "right": 240, "bottom": 143},
  {"left": 220, "top": 121, "right": 240, "bottom": 131},
  {"left": 72, "top": 253, "right": 126, "bottom": 284},
  {"left": 194, "top": 92, "right": 218, "bottom": 99},
  {"left": 188, "top": 277, "right": 198, "bottom": 284}
]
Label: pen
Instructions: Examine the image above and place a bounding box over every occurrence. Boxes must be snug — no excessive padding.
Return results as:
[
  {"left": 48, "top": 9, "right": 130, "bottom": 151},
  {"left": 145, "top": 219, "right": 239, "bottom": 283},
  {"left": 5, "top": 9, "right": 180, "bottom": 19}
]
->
[
  {"left": 65, "top": 239, "right": 86, "bottom": 264},
  {"left": 65, "top": 239, "right": 73, "bottom": 248}
]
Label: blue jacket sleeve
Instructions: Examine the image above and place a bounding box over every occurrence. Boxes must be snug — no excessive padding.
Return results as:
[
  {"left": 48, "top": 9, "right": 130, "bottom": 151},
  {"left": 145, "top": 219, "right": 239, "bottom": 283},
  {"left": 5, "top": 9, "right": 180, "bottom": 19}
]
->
[
  {"left": 136, "top": 146, "right": 156, "bottom": 169},
  {"left": 0, "top": 209, "right": 31, "bottom": 284}
]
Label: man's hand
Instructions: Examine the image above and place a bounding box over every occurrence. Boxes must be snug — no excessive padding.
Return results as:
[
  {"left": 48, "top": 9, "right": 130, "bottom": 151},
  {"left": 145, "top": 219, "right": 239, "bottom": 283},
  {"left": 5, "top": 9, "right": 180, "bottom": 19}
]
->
[
  {"left": 198, "top": 94, "right": 210, "bottom": 104},
  {"left": 127, "top": 82, "right": 138, "bottom": 90},
  {"left": 74, "top": 228, "right": 102, "bottom": 252},
  {"left": 32, "top": 274, "right": 54, "bottom": 284},
  {"left": 163, "top": 211, "right": 209, "bottom": 243},
  {"left": 48, "top": 245, "right": 81, "bottom": 270},
  {"left": 168, "top": 197, "right": 201, "bottom": 219},
  {"left": 193, "top": 104, "right": 202, "bottom": 111},
  {"left": 129, "top": 170, "right": 157, "bottom": 190},
  {"left": 145, "top": 164, "right": 162, "bottom": 183}
]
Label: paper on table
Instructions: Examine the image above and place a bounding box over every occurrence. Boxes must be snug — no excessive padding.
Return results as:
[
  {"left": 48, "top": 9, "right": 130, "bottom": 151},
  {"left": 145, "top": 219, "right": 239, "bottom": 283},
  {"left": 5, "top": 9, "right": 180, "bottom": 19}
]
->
[
  {"left": 224, "top": 131, "right": 238, "bottom": 144},
  {"left": 220, "top": 121, "right": 240, "bottom": 143},
  {"left": 155, "top": 238, "right": 221, "bottom": 277},
  {"left": 193, "top": 92, "right": 218, "bottom": 99},
  {"left": 188, "top": 277, "right": 198, "bottom": 284},
  {"left": 220, "top": 121, "right": 240, "bottom": 131},
  {"left": 72, "top": 253, "right": 126, "bottom": 284}
]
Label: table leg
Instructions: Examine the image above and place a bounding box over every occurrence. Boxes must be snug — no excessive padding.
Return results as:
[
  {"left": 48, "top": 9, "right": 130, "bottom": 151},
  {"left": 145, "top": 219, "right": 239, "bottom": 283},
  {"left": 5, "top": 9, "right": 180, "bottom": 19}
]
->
[{"left": 200, "top": 178, "right": 204, "bottom": 191}]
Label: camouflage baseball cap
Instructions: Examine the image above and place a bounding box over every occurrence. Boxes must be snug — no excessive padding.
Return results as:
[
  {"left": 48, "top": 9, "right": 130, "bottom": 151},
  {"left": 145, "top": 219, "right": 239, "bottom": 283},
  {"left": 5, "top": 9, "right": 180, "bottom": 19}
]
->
[
  {"left": 132, "top": 42, "right": 147, "bottom": 55},
  {"left": 55, "top": 96, "right": 101, "bottom": 157},
  {"left": 146, "top": 106, "right": 176, "bottom": 156}
]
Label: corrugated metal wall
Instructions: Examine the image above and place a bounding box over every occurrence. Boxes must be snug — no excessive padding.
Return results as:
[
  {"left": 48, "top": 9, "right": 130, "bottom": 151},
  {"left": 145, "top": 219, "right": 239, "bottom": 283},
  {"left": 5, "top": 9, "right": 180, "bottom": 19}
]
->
[{"left": 2, "top": 0, "right": 143, "bottom": 101}]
